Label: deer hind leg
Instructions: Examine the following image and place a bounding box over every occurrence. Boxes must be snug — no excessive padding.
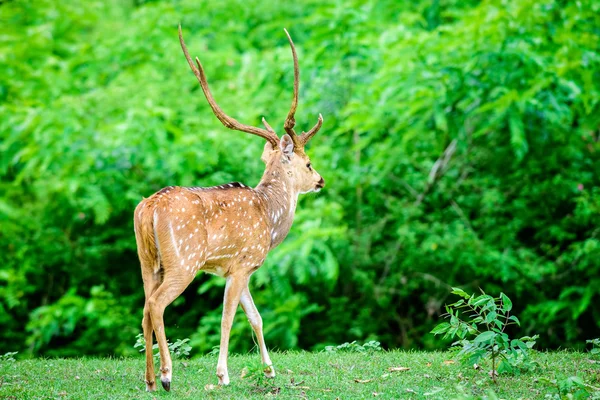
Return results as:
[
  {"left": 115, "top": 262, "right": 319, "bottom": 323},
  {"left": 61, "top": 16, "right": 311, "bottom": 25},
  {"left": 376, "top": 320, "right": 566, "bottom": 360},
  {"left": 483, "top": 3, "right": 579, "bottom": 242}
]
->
[
  {"left": 134, "top": 203, "right": 162, "bottom": 392},
  {"left": 240, "top": 285, "right": 275, "bottom": 378},
  {"left": 216, "top": 273, "right": 248, "bottom": 385},
  {"left": 147, "top": 272, "right": 195, "bottom": 392},
  {"left": 141, "top": 266, "right": 161, "bottom": 392}
]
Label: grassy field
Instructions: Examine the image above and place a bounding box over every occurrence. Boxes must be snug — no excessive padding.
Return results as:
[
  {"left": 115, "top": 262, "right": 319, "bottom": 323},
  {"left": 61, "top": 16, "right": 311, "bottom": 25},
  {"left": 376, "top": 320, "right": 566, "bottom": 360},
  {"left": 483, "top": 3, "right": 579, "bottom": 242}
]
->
[{"left": 1, "top": 351, "right": 598, "bottom": 399}]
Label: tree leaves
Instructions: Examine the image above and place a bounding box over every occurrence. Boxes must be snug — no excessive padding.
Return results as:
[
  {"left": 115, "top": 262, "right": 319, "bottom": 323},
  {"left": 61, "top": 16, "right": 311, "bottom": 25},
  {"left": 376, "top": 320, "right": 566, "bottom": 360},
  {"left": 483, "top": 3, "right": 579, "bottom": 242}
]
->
[{"left": 0, "top": 0, "right": 599, "bottom": 358}]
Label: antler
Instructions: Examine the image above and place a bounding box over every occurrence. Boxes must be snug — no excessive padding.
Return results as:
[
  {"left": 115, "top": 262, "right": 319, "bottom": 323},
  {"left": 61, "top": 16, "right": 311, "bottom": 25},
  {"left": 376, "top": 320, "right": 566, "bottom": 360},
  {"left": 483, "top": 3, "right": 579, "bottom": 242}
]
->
[
  {"left": 178, "top": 25, "right": 280, "bottom": 147},
  {"left": 283, "top": 29, "right": 323, "bottom": 148}
]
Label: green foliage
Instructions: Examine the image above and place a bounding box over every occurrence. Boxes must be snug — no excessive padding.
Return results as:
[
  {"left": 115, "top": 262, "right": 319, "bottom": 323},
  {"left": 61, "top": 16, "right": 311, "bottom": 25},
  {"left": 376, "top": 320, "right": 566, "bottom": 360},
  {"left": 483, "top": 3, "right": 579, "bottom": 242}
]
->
[
  {"left": 540, "top": 375, "right": 600, "bottom": 400},
  {"left": 324, "top": 340, "right": 382, "bottom": 354},
  {"left": 432, "top": 289, "right": 538, "bottom": 380},
  {"left": 0, "top": 0, "right": 599, "bottom": 357},
  {"left": 240, "top": 360, "right": 276, "bottom": 390},
  {"left": 588, "top": 338, "right": 600, "bottom": 356},
  {"left": 0, "top": 352, "right": 18, "bottom": 363},
  {"left": 133, "top": 334, "right": 192, "bottom": 362}
]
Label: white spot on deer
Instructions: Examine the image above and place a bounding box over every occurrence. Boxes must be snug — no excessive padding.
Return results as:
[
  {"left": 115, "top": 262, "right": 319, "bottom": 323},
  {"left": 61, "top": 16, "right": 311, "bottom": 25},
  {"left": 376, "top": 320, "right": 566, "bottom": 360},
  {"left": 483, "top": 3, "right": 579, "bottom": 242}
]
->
[{"left": 169, "top": 222, "right": 181, "bottom": 258}]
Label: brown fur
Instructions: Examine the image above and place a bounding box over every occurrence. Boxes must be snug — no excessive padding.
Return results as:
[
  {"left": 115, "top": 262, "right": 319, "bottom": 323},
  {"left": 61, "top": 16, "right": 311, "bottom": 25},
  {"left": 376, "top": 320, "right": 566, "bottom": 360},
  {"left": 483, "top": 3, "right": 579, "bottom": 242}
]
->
[{"left": 134, "top": 141, "right": 324, "bottom": 390}]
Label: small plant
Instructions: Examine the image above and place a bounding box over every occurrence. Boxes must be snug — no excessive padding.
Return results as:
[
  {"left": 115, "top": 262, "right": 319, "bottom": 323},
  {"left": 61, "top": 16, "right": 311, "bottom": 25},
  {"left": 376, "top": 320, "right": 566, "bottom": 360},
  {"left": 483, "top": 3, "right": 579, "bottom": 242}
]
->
[
  {"left": 540, "top": 375, "right": 600, "bottom": 399},
  {"left": 134, "top": 334, "right": 192, "bottom": 362},
  {"left": 431, "top": 288, "right": 538, "bottom": 382},
  {"left": 241, "top": 359, "right": 280, "bottom": 395},
  {"left": 170, "top": 338, "right": 192, "bottom": 359},
  {"left": 587, "top": 338, "right": 600, "bottom": 356},
  {"left": 324, "top": 340, "right": 382, "bottom": 354},
  {"left": 207, "top": 346, "right": 220, "bottom": 357},
  {"left": 0, "top": 352, "right": 18, "bottom": 363},
  {"left": 242, "top": 360, "right": 269, "bottom": 386}
]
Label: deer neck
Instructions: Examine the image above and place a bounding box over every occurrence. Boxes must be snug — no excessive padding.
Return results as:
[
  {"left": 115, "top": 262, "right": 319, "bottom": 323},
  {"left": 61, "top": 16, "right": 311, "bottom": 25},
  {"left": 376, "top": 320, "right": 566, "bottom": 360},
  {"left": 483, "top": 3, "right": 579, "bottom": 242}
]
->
[{"left": 255, "top": 159, "right": 298, "bottom": 249}]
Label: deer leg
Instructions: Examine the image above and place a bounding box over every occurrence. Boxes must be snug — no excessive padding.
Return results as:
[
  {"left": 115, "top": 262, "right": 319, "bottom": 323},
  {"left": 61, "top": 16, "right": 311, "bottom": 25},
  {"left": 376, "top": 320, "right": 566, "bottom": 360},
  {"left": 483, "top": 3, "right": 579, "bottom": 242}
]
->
[
  {"left": 216, "top": 273, "right": 247, "bottom": 385},
  {"left": 147, "top": 274, "right": 193, "bottom": 391},
  {"left": 142, "top": 269, "right": 161, "bottom": 391},
  {"left": 240, "top": 285, "right": 275, "bottom": 378}
]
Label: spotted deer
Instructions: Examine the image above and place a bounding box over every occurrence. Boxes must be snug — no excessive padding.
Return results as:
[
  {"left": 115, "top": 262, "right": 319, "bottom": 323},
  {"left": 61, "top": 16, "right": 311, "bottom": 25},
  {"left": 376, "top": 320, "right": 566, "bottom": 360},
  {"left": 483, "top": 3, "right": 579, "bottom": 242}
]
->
[{"left": 133, "top": 26, "right": 325, "bottom": 392}]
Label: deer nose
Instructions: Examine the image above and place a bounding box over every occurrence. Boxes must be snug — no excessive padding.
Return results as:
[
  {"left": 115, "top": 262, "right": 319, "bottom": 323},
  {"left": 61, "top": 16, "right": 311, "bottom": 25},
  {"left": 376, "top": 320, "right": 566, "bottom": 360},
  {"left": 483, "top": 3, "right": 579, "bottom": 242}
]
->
[{"left": 316, "top": 178, "right": 325, "bottom": 188}]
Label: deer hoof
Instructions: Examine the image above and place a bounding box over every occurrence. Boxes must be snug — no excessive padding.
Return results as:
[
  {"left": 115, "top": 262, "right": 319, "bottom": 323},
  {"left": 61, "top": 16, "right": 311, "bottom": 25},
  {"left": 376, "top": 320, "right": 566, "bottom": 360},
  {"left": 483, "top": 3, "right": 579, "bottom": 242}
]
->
[
  {"left": 161, "top": 377, "right": 171, "bottom": 391},
  {"left": 145, "top": 380, "right": 157, "bottom": 392},
  {"left": 217, "top": 373, "right": 230, "bottom": 386},
  {"left": 264, "top": 365, "right": 276, "bottom": 378}
]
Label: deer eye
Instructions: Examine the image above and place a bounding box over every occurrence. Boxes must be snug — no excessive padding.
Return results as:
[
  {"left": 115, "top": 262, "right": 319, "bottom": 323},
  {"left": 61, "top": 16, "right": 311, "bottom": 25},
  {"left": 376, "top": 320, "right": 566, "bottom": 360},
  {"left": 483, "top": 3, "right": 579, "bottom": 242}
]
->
[{"left": 306, "top": 163, "right": 312, "bottom": 170}]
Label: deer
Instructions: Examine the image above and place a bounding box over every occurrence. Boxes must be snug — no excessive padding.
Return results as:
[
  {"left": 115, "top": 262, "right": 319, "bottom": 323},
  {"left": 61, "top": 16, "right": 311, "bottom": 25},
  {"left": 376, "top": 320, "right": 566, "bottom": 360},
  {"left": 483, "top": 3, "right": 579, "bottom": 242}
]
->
[{"left": 133, "top": 25, "right": 325, "bottom": 392}]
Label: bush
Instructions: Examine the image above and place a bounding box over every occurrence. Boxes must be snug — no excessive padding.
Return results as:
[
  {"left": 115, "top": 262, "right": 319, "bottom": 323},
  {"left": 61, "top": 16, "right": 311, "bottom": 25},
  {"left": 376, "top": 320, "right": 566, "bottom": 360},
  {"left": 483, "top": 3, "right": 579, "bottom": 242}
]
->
[{"left": 0, "top": 0, "right": 599, "bottom": 356}]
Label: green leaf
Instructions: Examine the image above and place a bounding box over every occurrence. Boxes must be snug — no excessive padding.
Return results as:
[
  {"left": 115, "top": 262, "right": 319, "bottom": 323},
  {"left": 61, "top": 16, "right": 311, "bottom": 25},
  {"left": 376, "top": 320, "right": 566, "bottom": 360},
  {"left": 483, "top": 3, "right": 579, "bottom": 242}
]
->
[
  {"left": 485, "top": 311, "right": 498, "bottom": 324},
  {"left": 472, "top": 295, "right": 493, "bottom": 307},
  {"left": 512, "top": 339, "right": 528, "bottom": 352},
  {"left": 448, "top": 299, "right": 465, "bottom": 307},
  {"left": 451, "top": 288, "right": 470, "bottom": 299},
  {"left": 508, "top": 315, "right": 520, "bottom": 326},
  {"left": 509, "top": 107, "right": 528, "bottom": 161},
  {"left": 500, "top": 293, "right": 513, "bottom": 312},
  {"left": 474, "top": 331, "right": 496, "bottom": 344},
  {"left": 431, "top": 322, "right": 451, "bottom": 335}
]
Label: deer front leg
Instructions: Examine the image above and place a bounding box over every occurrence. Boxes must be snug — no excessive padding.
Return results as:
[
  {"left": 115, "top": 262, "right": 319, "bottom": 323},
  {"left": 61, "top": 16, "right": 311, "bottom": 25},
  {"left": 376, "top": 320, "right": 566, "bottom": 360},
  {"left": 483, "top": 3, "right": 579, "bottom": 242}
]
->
[
  {"left": 240, "top": 286, "right": 275, "bottom": 378},
  {"left": 216, "top": 273, "right": 247, "bottom": 385}
]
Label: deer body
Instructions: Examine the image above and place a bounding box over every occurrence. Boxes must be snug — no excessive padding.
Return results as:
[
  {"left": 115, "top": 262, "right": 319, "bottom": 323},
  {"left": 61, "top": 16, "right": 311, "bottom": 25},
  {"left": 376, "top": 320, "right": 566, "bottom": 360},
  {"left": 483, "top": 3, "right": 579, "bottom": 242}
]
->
[{"left": 134, "top": 25, "right": 324, "bottom": 392}]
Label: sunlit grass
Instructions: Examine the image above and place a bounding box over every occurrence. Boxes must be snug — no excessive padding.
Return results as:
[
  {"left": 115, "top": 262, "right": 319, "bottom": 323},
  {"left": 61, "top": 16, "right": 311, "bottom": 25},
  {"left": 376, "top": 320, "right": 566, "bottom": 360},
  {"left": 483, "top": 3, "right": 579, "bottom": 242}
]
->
[{"left": 1, "top": 350, "right": 598, "bottom": 399}]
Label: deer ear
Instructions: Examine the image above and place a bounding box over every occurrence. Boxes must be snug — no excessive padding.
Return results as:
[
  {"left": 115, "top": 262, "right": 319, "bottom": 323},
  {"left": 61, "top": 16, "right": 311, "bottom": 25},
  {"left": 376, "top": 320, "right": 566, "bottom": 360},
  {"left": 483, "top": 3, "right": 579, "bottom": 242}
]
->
[
  {"left": 279, "top": 134, "right": 294, "bottom": 162},
  {"left": 261, "top": 142, "right": 275, "bottom": 163}
]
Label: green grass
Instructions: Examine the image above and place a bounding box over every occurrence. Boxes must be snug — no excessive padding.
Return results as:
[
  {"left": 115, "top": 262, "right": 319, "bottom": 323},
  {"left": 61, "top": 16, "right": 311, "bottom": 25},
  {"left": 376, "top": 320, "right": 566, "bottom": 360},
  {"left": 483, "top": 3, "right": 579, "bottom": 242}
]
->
[{"left": 1, "top": 351, "right": 598, "bottom": 399}]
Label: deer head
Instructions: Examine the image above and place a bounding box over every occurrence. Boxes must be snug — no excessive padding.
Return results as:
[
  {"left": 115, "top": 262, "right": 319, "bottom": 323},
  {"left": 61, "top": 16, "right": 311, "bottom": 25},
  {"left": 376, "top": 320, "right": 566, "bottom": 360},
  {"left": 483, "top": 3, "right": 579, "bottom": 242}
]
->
[{"left": 178, "top": 26, "right": 325, "bottom": 195}]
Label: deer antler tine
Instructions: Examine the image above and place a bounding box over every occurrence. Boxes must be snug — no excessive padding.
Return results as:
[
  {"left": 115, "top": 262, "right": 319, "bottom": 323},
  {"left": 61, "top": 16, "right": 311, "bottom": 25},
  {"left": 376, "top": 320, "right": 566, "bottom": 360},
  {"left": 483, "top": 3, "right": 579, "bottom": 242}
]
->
[
  {"left": 283, "top": 28, "right": 301, "bottom": 147},
  {"left": 178, "top": 25, "right": 279, "bottom": 147},
  {"left": 299, "top": 113, "right": 323, "bottom": 146},
  {"left": 262, "top": 117, "right": 276, "bottom": 134}
]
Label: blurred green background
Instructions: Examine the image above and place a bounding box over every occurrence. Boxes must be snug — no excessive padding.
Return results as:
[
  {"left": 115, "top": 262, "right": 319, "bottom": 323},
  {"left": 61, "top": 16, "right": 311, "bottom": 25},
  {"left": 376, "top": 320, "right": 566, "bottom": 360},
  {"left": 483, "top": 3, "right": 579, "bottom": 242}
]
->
[{"left": 0, "top": 0, "right": 599, "bottom": 358}]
